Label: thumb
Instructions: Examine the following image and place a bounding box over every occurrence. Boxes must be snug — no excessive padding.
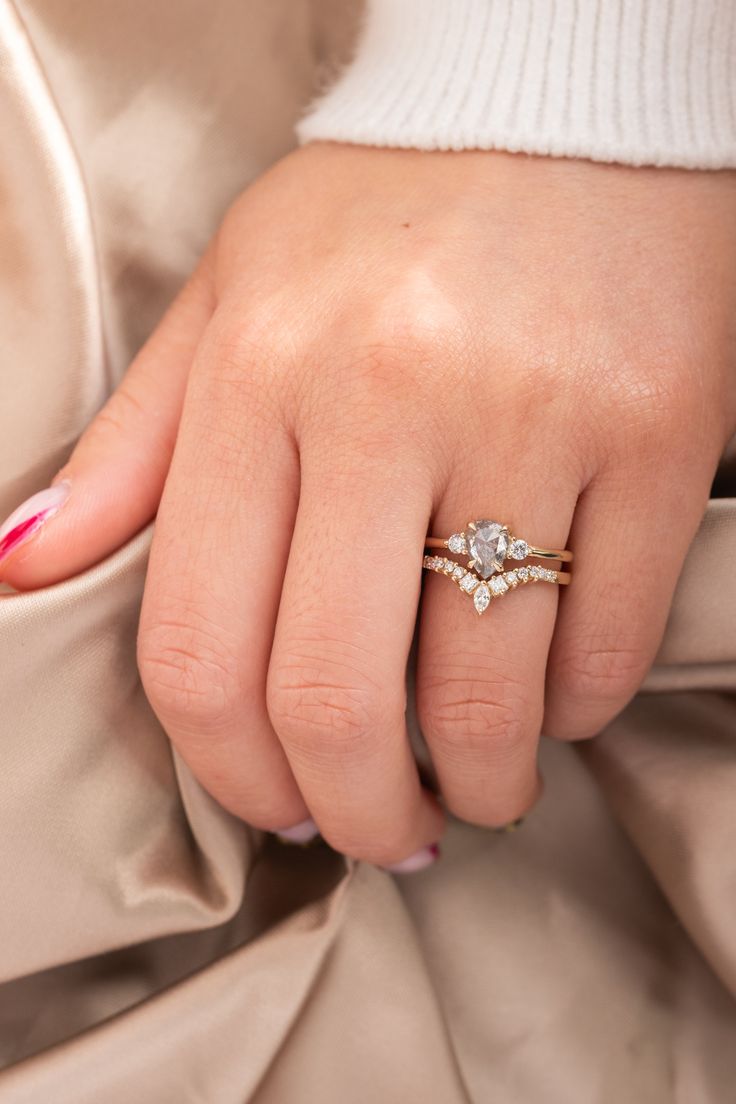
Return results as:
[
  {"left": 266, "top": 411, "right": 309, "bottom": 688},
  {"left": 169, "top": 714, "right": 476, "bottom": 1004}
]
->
[{"left": 0, "top": 251, "right": 214, "bottom": 591}]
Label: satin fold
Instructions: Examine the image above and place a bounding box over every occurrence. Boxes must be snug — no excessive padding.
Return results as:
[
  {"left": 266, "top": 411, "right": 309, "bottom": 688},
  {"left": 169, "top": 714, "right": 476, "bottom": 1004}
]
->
[{"left": 1, "top": 1, "right": 735, "bottom": 1100}]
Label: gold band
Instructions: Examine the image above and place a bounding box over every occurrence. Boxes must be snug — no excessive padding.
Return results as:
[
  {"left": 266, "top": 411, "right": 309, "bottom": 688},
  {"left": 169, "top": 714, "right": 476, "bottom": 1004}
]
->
[{"left": 425, "top": 537, "right": 572, "bottom": 562}]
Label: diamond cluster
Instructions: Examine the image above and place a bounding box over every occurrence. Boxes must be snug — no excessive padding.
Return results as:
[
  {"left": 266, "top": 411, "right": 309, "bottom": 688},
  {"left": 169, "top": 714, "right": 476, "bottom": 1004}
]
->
[
  {"left": 447, "top": 522, "right": 531, "bottom": 577},
  {"left": 423, "top": 556, "right": 560, "bottom": 615}
]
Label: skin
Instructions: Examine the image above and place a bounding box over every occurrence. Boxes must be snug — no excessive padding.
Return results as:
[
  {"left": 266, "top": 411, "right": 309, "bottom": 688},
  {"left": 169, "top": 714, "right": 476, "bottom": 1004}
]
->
[{"left": 2, "top": 145, "right": 735, "bottom": 867}]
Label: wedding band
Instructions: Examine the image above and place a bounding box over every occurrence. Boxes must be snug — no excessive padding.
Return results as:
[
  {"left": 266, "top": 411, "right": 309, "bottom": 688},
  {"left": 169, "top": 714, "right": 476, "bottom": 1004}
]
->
[{"left": 423, "top": 518, "right": 572, "bottom": 615}]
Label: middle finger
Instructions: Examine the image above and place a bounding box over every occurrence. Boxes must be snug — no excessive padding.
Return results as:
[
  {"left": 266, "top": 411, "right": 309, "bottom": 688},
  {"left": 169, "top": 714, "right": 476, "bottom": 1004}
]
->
[{"left": 267, "top": 437, "right": 445, "bottom": 868}]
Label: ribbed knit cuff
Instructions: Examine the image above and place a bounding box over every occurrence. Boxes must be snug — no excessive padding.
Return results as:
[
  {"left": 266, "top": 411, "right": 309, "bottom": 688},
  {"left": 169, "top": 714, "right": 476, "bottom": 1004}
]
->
[{"left": 297, "top": 0, "right": 736, "bottom": 169}]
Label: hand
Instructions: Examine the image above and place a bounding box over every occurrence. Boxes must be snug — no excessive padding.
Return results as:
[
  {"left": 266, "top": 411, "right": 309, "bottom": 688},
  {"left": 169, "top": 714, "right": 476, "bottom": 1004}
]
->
[{"left": 2, "top": 146, "right": 734, "bottom": 869}]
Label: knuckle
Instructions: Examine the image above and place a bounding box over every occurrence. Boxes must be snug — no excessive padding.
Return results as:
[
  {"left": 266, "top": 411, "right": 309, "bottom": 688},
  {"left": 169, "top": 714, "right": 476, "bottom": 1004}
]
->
[
  {"left": 317, "top": 341, "right": 436, "bottom": 437},
  {"left": 369, "top": 274, "right": 465, "bottom": 359},
  {"left": 196, "top": 310, "right": 292, "bottom": 409},
  {"left": 422, "top": 666, "right": 536, "bottom": 763},
  {"left": 359, "top": 325, "right": 443, "bottom": 379},
  {"left": 325, "top": 287, "right": 465, "bottom": 410},
  {"left": 420, "top": 664, "right": 540, "bottom": 830},
  {"left": 138, "top": 613, "right": 243, "bottom": 730},
  {"left": 267, "top": 661, "right": 392, "bottom": 762},
  {"left": 88, "top": 383, "right": 151, "bottom": 442},
  {"left": 595, "top": 356, "right": 699, "bottom": 459},
  {"left": 210, "top": 303, "right": 283, "bottom": 364},
  {"left": 182, "top": 327, "right": 292, "bottom": 455},
  {"left": 553, "top": 635, "right": 650, "bottom": 713}
]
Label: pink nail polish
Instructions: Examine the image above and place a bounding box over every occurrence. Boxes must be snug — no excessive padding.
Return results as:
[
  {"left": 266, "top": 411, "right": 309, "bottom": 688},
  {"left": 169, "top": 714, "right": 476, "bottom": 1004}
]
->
[
  {"left": 384, "top": 842, "right": 440, "bottom": 875},
  {"left": 275, "top": 818, "right": 320, "bottom": 845},
  {"left": 0, "top": 482, "right": 70, "bottom": 565}
]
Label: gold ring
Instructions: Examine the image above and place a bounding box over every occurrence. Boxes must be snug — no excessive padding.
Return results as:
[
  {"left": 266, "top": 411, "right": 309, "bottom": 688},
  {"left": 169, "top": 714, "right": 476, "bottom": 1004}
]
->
[{"left": 423, "top": 518, "right": 572, "bottom": 615}]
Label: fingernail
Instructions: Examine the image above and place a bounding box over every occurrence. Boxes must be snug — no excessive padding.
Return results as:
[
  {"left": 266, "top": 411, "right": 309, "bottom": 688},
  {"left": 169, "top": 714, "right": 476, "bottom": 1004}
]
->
[
  {"left": 493, "top": 817, "right": 525, "bottom": 834},
  {"left": 274, "top": 818, "right": 320, "bottom": 845},
  {"left": 0, "top": 482, "right": 70, "bottom": 566},
  {"left": 383, "top": 842, "right": 440, "bottom": 875}
]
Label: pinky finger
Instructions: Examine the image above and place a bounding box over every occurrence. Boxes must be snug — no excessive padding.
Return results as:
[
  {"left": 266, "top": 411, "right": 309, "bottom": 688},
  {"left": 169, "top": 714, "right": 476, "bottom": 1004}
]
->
[{"left": 544, "top": 459, "right": 713, "bottom": 741}]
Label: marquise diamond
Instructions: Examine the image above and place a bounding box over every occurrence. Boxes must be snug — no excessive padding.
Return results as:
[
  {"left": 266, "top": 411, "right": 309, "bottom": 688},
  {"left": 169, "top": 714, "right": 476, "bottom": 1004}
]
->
[{"left": 474, "top": 584, "right": 491, "bottom": 614}]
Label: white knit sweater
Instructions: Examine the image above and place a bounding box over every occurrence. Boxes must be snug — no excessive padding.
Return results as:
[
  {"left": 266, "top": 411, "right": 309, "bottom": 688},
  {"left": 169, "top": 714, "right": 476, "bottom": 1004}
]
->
[{"left": 298, "top": 0, "right": 736, "bottom": 169}]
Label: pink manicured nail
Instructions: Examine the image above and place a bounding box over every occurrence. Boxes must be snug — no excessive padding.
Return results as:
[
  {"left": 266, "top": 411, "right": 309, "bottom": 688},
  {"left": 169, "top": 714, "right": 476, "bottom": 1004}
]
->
[
  {"left": 0, "top": 482, "right": 70, "bottom": 566},
  {"left": 275, "top": 818, "right": 320, "bottom": 845},
  {"left": 384, "top": 843, "right": 440, "bottom": 875}
]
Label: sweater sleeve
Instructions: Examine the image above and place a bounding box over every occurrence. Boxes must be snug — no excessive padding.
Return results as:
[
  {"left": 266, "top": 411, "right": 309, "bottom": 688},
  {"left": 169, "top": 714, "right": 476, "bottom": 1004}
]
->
[{"left": 297, "top": 0, "right": 736, "bottom": 170}]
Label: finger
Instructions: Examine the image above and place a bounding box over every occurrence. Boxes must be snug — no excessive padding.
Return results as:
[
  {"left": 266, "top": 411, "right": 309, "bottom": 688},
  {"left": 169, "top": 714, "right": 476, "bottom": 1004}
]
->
[
  {"left": 417, "top": 470, "right": 577, "bottom": 828},
  {"left": 267, "top": 442, "right": 446, "bottom": 868},
  {"left": 544, "top": 450, "right": 714, "bottom": 740},
  {"left": 0, "top": 249, "right": 215, "bottom": 589},
  {"left": 137, "top": 318, "right": 309, "bottom": 831}
]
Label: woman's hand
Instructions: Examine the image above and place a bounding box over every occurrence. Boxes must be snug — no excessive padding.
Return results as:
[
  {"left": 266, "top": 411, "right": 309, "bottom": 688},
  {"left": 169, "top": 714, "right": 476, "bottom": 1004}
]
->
[{"left": 2, "top": 146, "right": 735, "bottom": 868}]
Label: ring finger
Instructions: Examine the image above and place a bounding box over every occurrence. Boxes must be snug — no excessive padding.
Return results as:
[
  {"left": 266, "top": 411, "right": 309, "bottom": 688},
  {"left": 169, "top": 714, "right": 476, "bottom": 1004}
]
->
[{"left": 417, "top": 467, "right": 577, "bottom": 827}]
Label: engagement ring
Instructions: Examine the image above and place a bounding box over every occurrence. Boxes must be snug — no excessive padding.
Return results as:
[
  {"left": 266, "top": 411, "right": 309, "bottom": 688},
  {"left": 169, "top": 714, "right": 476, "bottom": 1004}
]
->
[{"left": 424, "top": 519, "right": 572, "bottom": 614}]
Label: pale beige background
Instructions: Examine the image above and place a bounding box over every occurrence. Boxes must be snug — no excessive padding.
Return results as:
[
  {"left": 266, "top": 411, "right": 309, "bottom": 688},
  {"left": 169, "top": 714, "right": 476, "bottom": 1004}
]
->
[{"left": 1, "top": 2, "right": 735, "bottom": 1100}]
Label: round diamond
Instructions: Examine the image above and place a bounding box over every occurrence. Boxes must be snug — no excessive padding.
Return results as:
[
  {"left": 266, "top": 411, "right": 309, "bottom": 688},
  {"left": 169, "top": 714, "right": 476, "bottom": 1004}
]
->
[
  {"left": 448, "top": 533, "right": 467, "bottom": 555},
  {"left": 467, "top": 520, "right": 508, "bottom": 579},
  {"left": 508, "top": 539, "right": 529, "bottom": 561}
]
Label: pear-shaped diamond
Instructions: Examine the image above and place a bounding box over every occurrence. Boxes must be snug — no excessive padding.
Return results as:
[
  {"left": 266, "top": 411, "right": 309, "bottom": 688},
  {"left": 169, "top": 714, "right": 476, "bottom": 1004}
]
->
[{"left": 467, "top": 521, "right": 508, "bottom": 578}]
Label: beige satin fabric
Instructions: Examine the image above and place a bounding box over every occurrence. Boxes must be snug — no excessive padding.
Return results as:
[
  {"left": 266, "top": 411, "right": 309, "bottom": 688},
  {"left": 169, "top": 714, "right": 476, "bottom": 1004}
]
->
[{"left": 1, "top": 2, "right": 735, "bottom": 1100}]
